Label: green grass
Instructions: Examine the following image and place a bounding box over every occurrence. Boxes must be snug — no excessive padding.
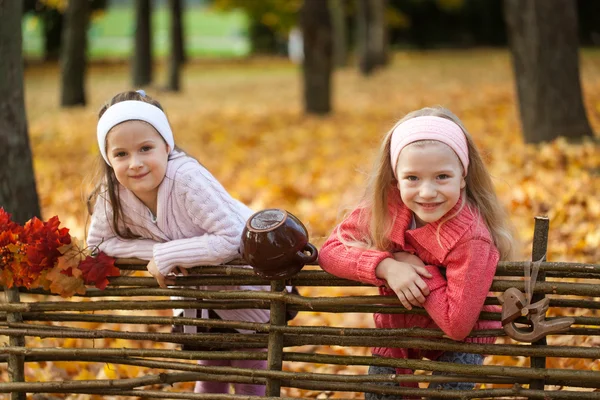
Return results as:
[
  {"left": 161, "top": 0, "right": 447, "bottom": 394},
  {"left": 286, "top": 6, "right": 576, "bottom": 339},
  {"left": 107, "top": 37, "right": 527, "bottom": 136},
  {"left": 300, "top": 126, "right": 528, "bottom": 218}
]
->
[{"left": 22, "top": 5, "right": 250, "bottom": 59}]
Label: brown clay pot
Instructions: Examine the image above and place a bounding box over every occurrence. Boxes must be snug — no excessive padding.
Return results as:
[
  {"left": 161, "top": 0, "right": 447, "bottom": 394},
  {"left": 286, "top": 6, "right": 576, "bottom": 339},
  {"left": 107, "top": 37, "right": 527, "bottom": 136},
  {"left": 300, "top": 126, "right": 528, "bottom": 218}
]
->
[{"left": 240, "top": 209, "right": 318, "bottom": 279}]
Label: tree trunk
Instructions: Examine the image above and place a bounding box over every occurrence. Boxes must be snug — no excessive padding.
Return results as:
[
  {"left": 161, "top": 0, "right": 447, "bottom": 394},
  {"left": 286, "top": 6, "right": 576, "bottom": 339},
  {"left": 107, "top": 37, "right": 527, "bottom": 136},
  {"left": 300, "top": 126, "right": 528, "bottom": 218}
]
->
[
  {"left": 132, "top": 0, "right": 152, "bottom": 87},
  {"left": 60, "top": 0, "right": 90, "bottom": 107},
  {"left": 356, "top": 0, "right": 374, "bottom": 75},
  {"left": 302, "top": 0, "right": 333, "bottom": 115},
  {"left": 504, "top": 0, "right": 593, "bottom": 143},
  {"left": 0, "top": 0, "right": 41, "bottom": 225},
  {"left": 41, "top": 8, "right": 63, "bottom": 62},
  {"left": 371, "top": 0, "right": 388, "bottom": 67},
  {"left": 249, "top": 21, "right": 278, "bottom": 54},
  {"left": 357, "top": 0, "right": 388, "bottom": 76},
  {"left": 167, "top": 0, "right": 182, "bottom": 91},
  {"left": 172, "top": 0, "right": 186, "bottom": 64},
  {"left": 329, "top": 0, "right": 348, "bottom": 68}
]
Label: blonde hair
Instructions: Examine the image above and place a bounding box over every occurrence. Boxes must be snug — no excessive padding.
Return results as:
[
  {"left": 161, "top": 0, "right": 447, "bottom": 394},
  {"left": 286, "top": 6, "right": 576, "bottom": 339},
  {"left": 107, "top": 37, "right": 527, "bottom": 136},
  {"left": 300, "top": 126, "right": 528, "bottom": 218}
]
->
[{"left": 339, "top": 106, "right": 516, "bottom": 261}]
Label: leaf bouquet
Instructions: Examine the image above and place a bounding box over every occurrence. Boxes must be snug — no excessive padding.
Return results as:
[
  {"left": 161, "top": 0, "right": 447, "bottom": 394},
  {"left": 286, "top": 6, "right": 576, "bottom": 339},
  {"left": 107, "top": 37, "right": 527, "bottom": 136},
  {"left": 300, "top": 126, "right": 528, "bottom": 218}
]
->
[{"left": 0, "top": 208, "right": 119, "bottom": 297}]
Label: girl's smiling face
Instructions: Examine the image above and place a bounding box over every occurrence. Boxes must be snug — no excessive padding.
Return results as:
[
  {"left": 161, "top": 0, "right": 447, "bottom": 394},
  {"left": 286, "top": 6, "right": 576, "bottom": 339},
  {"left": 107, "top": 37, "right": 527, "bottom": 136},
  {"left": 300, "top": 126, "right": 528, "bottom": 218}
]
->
[
  {"left": 106, "top": 120, "right": 170, "bottom": 212},
  {"left": 395, "top": 141, "right": 466, "bottom": 227}
]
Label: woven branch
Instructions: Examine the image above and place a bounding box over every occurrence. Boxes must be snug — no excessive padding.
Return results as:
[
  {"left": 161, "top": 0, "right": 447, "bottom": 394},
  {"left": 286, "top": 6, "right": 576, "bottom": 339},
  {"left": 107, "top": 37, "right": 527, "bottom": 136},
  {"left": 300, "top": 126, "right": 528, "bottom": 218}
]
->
[
  {"left": 0, "top": 347, "right": 265, "bottom": 361},
  {"left": 2, "top": 354, "right": 531, "bottom": 387},
  {"left": 9, "top": 315, "right": 270, "bottom": 332},
  {"left": 111, "top": 259, "right": 600, "bottom": 274},
  {"left": 3, "top": 321, "right": 599, "bottom": 358},
  {"left": 1, "top": 300, "right": 597, "bottom": 328},
  {"left": 89, "top": 275, "right": 600, "bottom": 296},
  {"left": 283, "top": 352, "right": 600, "bottom": 383},
  {"left": 59, "top": 390, "right": 298, "bottom": 400},
  {"left": 15, "top": 288, "right": 600, "bottom": 312},
  {"left": 281, "top": 379, "right": 600, "bottom": 399},
  {"left": 2, "top": 347, "right": 599, "bottom": 385},
  {"left": 0, "top": 371, "right": 266, "bottom": 393},
  {"left": 0, "top": 328, "right": 268, "bottom": 348},
  {"left": 282, "top": 334, "right": 600, "bottom": 358}
]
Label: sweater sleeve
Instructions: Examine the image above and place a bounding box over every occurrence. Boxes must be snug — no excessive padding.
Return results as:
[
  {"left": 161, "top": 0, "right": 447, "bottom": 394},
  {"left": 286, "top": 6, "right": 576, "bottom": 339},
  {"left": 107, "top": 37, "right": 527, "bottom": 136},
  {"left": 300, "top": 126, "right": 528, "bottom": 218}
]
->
[
  {"left": 318, "top": 208, "right": 391, "bottom": 286},
  {"left": 422, "top": 239, "right": 499, "bottom": 341},
  {"left": 87, "top": 195, "right": 158, "bottom": 260},
  {"left": 152, "top": 168, "right": 251, "bottom": 275}
]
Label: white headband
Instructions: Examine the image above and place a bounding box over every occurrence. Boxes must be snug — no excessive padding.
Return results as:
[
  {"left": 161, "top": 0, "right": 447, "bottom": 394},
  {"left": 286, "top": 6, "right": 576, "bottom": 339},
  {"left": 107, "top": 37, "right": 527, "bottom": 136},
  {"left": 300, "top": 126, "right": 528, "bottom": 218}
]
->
[{"left": 96, "top": 100, "right": 174, "bottom": 165}]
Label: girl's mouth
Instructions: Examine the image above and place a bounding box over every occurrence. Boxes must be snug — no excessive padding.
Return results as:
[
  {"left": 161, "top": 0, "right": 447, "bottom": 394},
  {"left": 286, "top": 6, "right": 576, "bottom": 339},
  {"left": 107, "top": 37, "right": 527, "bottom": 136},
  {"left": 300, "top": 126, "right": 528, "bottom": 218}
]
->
[
  {"left": 418, "top": 202, "right": 442, "bottom": 210},
  {"left": 130, "top": 172, "right": 149, "bottom": 179}
]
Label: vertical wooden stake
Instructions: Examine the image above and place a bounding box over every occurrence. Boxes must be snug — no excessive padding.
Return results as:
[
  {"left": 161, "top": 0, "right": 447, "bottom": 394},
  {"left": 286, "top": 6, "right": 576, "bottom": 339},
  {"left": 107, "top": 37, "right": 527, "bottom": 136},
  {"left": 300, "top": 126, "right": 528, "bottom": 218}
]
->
[
  {"left": 266, "top": 280, "right": 286, "bottom": 396},
  {"left": 530, "top": 216, "right": 549, "bottom": 391},
  {"left": 5, "top": 286, "right": 26, "bottom": 400}
]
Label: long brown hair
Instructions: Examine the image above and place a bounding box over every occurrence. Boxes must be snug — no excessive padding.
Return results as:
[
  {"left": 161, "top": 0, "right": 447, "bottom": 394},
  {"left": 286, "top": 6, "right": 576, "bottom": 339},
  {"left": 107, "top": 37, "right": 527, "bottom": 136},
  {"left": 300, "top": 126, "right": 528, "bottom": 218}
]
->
[
  {"left": 340, "top": 106, "right": 516, "bottom": 261},
  {"left": 87, "top": 90, "right": 167, "bottom": 239}
]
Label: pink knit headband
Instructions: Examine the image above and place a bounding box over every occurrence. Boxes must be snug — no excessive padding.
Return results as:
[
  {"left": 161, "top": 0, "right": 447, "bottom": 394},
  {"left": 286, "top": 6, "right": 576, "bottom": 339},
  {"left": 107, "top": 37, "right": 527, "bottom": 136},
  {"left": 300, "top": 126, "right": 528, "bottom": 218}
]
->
[{"left": 390, "top": 116, "right": 469, "bottom": 177}]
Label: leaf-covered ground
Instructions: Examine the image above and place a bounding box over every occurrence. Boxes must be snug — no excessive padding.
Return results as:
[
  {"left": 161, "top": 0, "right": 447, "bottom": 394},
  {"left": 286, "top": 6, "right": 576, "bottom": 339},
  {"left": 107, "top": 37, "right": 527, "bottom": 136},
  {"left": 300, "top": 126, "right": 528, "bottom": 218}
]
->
[{"left": 4, "top": 49, "right": 600, "bottom": 398}]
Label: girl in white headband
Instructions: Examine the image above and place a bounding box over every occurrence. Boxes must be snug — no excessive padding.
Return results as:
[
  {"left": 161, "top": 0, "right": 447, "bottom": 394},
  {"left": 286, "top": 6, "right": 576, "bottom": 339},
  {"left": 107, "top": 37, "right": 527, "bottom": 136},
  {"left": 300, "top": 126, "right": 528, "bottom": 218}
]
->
[
  {"left": 319, "top": 106, "right": 516, "bottom": 399},
  {"left": 87, "top": 90, "right": 269, "bottom": 395}
]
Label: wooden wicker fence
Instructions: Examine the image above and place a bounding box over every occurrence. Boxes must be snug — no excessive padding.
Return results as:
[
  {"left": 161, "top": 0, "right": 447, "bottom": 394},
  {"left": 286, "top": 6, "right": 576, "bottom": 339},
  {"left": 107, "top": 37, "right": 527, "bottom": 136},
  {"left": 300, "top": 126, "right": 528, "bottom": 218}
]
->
[{"left": 1, "top": 217, "right": 600, "bottom": 399}]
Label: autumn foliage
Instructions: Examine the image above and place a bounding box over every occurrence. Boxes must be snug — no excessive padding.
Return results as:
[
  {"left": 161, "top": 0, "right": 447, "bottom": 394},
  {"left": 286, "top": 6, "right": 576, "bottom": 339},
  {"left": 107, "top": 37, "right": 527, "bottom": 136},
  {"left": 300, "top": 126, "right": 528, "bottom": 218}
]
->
[{"left": 0, "top": 208, "right": 119, "bottom": 296}]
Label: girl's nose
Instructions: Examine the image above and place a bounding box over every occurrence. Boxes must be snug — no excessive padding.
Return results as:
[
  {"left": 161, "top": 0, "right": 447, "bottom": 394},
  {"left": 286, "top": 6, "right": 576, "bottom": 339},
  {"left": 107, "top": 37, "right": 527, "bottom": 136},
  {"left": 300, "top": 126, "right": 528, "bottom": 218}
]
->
[
  {"left": 129, "top": 156, "right": 143, "bottom": 169},
  {"left": 419, "top": 182, "right": 437, "bottom": 198}
]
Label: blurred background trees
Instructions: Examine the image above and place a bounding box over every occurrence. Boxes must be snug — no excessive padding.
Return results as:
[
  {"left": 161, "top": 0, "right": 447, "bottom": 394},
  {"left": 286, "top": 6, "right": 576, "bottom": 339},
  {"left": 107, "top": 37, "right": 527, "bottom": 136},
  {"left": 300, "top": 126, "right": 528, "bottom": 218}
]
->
[
  {"left": 6, "top": 0, "right": 600, "bottom": 218},
  {"left": 15, "top": 0, "right": 600, "bottom": 132}
]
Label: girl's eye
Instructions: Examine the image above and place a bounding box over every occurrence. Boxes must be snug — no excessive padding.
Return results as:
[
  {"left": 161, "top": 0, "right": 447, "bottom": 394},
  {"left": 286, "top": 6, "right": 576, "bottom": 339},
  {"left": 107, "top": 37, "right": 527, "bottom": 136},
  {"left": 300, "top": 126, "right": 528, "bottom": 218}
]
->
[
  {"left": 140, "top": 146, "right": 153, "bottom": 152},
  {"left": 405, "top": 176, "right": 418, "bottom": 181},
  {"left": 114, "top": 151, "right": 127, "bottom": 158},
  {"left": 438, "top": 174, "right": 450, "bottom": 180}
]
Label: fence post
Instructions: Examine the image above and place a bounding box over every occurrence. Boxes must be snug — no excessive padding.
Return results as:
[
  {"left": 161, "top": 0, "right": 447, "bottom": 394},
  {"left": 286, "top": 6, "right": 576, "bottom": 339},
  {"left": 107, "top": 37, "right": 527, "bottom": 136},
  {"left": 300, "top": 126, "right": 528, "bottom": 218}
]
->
[
  {"left": 530, "top": 216, "right": 549, "bottom": 391},
  {"left": 266, "top": 279, "right": 287, "bottom": 396},
  {"left": 4, "top": 286, "right": 26, "bottom": 400}
]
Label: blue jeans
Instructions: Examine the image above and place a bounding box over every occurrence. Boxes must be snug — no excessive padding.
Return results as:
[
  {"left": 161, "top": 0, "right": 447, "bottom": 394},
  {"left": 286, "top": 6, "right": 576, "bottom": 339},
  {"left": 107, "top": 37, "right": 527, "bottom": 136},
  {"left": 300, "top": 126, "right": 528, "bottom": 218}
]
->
[{"left": 365, "top": 352, "right": 484, "bottom": 400}]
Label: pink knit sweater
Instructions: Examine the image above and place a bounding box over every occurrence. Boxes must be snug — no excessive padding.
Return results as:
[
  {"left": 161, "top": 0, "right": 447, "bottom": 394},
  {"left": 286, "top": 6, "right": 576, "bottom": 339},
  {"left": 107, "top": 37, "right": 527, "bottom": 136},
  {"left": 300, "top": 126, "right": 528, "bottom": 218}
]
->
[
  {"left": 88, "top": 150, "right": 253, "bottom": 275},
  {"left": 319, "top": 189, "right": 501, "bottom": 361},
  {"left": 87, "top": 150, "right": 270, "bottom": 327}
]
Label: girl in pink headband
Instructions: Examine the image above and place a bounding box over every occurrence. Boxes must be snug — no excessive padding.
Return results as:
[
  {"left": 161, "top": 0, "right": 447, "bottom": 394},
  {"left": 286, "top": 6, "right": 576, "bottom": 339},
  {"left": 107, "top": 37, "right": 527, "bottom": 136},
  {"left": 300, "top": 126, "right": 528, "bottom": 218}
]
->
[{"left": 319, "top": 106, "right": 516, "bottom": 399}]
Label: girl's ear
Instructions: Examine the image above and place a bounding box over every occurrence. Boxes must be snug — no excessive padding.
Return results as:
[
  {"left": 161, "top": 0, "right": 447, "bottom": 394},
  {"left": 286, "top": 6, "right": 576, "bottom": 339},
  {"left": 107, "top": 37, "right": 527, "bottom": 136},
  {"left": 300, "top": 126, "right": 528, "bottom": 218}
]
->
[{"left": 460, "top": 176, "right": 466, "bottom": 189}]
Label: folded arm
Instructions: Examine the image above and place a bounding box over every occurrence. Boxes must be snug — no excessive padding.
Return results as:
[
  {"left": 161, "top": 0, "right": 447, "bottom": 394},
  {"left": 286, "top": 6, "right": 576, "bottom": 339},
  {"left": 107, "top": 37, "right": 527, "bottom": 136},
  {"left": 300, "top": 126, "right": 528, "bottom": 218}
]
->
[
  {"left": 87, "top": 195, "right": 158, "bottom": 260},
  {"left": 422, "top": 239, "right": 499, "bottom": 341},
  {"left": 153, "top": 168, "right": 252, "bottom": 275},
  {"left": 319, "top": 208, "right": 391, "bottom": 287}
]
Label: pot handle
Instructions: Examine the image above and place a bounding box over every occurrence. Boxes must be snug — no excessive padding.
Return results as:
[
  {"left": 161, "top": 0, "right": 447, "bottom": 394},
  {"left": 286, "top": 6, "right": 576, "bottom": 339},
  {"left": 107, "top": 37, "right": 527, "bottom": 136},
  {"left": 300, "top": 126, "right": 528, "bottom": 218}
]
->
[{"left": 296, "top": 242, "right": 318, "bottom": 264}]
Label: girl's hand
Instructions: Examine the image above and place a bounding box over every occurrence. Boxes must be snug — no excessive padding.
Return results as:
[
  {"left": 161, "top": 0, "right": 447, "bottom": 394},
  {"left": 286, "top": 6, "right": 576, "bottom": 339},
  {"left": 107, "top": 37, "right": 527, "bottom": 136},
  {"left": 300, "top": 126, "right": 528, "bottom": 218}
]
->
[
  {"left": 146, "top": 258, "right": 175, "bottom": 288},
  {"left": 170, "top": 266, "right": 189, "bottom": 276},
  {"left": 376, "top": 257, "right": 432, "bottom": 310}
]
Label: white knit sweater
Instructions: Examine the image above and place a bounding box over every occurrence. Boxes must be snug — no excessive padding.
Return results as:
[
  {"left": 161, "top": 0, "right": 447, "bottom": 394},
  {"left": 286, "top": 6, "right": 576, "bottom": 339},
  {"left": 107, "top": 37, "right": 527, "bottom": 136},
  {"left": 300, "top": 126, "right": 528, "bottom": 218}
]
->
[{"left": 87, "top": 150, "right": 270, "bottom": 327}]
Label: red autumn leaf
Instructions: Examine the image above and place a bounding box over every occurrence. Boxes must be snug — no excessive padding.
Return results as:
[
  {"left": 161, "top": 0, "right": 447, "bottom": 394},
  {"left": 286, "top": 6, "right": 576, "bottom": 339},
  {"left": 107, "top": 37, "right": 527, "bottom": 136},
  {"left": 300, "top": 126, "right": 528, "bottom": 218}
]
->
[
  {"left": 0, "top": 208, "right": 22, "bottom": 236},
  {"left": 22, "top": 215, "right": 71, "bottom": 273},
  {"left": 79, "top": 252, "right": 120, "bottom": 290},
  {"left": 5, "top": 257, "right": 38, "bottom": 289}
]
